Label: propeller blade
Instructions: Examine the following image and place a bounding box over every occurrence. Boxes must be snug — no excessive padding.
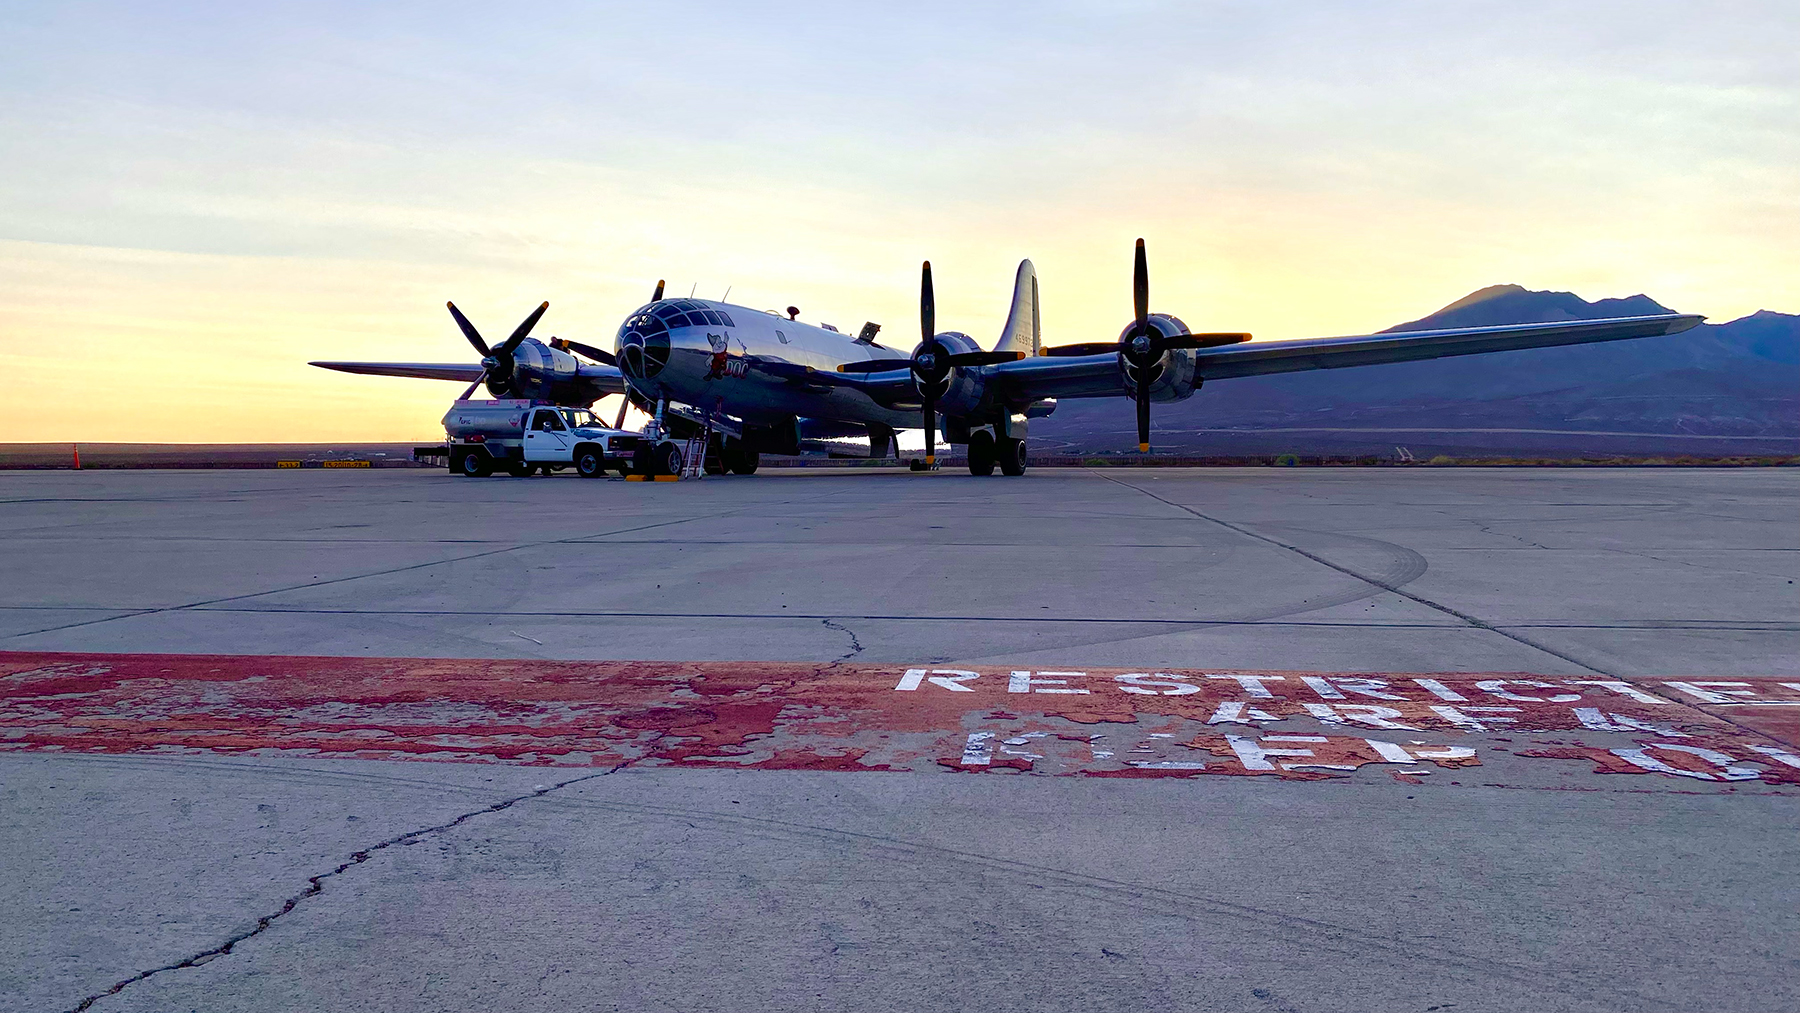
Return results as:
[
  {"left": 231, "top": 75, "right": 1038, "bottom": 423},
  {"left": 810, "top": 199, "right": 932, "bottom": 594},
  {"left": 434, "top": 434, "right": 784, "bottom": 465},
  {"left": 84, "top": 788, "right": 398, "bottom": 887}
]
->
[
  {"left": 496, "top": 302, "right": 549, "bottom": 356},
  {"left": 836, "top": 358, "right": 915, "bottom": 373},
  {"left": 1136, "top": 381, "right": 1151, "bottom": 453},
  {"left": 1163, "top": 332, "right": 1252, "bottom": 350},
  {"left": 613, "top": 395, "right": 629, "bottom": 430},
  {"left": 920, "top": 261, "right": 935, "bottom": 344},
  {"left": 1133, "top": 238, "right": 1149, "bottom": 326},
  {"left": 551, "top": 338, "right": 616, "bottom": 365},
  {"left": 1039, "top": 342, "right": 1119, "bottom": 357},
  {"left": 447, "top": 302, "right": 489, "bottom": 357},
  {"left": 944, "top": 349, "right": 1026, "bottom": 367},
  {"left": 458, "top": 371, "right": 487, "bottom": 401},
  {"left": 652, "top": 280, "right": 665, "bottom": 302},
  {"left": 922, "top": 388, "right": 936, "bottom": 467}
]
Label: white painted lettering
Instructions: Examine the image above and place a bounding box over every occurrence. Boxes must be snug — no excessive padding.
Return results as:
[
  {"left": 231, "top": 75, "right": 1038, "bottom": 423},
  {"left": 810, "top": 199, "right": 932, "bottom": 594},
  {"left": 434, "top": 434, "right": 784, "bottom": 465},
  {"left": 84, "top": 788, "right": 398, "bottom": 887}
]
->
[
  {"left": 926, "top": 669, "right": 981, "bottom": 692},
  {"left": 961, "top": 731, "right": 994, "bottom": 765},
  {"left": 1411, "top": 745, "right": 1476, "bottom": 761},
  {"left": 1475, "top": 679, "right": 1581, "bottom": 703},
  {"left": 1301, "top": 676, "right": 1345, "bottom": 700},
  {"left": 1227, "top": 734, "right": 1324, "bottom": 771},
  {"left": 1206, "top": 674, "right": 1285, "bottom": 698},
  {"left": 1611, "top": 743, "right": 1760, "bottom": 781},
  {"left": 1412, "top": 678, "right": 1468, "bottom": 702},
  {"left": 894, "top": 669, "right": 926, "bottom": 691},
  {"left": 1207, "top": 701, "right": 1280, "bottom": 725},
  {"left": 1664, "top": 681, "right": 1759, "bottom": 704},
  {"left": 1748, "top": 744, "right": 1800, "bottom": 769},
  {"left": 1331, "top": 677, "right": 1409, "bottom": 701},
  {"left": 1568, "top": 680, "right": 1668, "bottom": 704},
  {"left": 1008, "top": 670, "right": 1090, "bottom": 694},
  {"left": 1306, "top": 702, "right": 1415, "bottom": 730},
  {"left": 1365, "top": 739, "right": 1414, "bottom": 763},
  {"left": 1573, "top": 707, "right": 1688, "bottom": 738},
  {"left": 1115, "top": 674, "right": 1201, "bottom": 696},
  {"left": 1429, "top": 704, "right": 1521, "bottom": 731}
]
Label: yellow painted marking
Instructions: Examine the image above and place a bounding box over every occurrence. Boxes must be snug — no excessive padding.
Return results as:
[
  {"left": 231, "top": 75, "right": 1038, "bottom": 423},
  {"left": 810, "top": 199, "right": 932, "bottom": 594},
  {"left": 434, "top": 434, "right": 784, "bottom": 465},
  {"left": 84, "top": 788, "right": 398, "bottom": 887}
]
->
[
  {"left": 276, "top": 461, "right": 301, "bottom": 469},
  {"left": 322, "top": 460, "right": 371, "bottom": 468}
]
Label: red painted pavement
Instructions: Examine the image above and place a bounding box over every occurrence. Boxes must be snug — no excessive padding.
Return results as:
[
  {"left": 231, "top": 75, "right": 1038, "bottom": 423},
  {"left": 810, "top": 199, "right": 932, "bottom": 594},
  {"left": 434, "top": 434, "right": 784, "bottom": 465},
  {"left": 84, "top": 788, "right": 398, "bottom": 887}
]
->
[{"left": 3, "top": 653, "right": 1797, "bottom": 785}]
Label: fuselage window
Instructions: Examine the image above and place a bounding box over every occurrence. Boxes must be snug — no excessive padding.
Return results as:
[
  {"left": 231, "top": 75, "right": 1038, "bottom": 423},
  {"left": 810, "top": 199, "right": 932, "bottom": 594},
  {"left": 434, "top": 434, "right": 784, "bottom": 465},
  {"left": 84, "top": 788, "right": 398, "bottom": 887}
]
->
[
  {"left": 717, "top": 310, "right": 735, "bottom": 327},
  {"left": 776, "top": 330, "right": 789, "bottom": 344},
  {"left": 701, "top": 310, "right": 724, "bottom": 326}
]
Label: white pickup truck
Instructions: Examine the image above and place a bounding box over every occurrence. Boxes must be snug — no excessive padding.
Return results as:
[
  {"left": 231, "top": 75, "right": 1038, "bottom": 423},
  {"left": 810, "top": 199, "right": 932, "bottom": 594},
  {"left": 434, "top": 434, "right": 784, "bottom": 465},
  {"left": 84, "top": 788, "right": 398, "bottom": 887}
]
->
[{"left": 441, "top": 400, "right": 648, "bottom": 478}]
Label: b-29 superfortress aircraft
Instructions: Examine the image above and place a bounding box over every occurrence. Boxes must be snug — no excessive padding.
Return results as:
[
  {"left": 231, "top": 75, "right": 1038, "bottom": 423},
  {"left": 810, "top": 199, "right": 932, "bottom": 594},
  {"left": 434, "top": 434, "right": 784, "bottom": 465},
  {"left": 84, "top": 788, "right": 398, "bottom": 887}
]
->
[{"left": 312, "top": 241, "right": 1703, "bottom": 476}]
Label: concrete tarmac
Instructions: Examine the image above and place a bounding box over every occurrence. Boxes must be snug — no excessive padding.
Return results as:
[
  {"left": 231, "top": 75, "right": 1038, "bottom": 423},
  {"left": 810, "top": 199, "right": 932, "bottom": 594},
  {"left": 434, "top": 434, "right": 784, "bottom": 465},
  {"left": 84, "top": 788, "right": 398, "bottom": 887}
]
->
[{"left": 3, "top": 466, "right": 1797, "bottom": 1011}]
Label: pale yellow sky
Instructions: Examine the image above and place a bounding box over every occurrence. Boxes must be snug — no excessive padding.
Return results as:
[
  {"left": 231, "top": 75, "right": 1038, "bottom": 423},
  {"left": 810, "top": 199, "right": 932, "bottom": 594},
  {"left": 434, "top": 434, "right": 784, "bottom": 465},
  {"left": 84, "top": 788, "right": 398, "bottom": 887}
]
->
[{"left": 1, "top": 1, "right": 1794, "bottom": 443}]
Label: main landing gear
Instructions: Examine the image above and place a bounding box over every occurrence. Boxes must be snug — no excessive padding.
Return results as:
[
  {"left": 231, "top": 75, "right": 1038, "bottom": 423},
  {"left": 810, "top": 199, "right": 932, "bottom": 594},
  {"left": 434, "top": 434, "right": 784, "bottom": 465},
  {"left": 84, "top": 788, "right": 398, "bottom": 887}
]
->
[{"left": 964, "top": 432, "right": 1027, "bottom": 476}]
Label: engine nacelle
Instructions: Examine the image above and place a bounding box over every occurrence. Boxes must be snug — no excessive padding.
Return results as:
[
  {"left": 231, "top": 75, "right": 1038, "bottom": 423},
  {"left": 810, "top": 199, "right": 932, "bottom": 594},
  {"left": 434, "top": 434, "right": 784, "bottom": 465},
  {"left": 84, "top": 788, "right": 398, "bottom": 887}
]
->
[
  {"left": 919, "top": 331, "right": 991, "bottom": 416},
  {"left": 501, "top": 338, "right": 583, "bottom": 402},
  {"left": 1119, "top": 314, "right": 1201, "bottom": 402}
]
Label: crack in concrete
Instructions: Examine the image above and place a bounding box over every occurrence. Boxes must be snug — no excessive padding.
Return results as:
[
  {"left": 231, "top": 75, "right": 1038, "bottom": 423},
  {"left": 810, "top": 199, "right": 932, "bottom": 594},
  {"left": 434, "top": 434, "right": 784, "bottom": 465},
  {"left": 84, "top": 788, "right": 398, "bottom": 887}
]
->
[
  {"left": 1090, "top": 470, "right": 1618, "bottom": 677},
  {"left": 820, "top": 618, "right": 865, "bottom": 664},
  {"left": 63, "top": 766, "right": 624, "bottom": 1013}
]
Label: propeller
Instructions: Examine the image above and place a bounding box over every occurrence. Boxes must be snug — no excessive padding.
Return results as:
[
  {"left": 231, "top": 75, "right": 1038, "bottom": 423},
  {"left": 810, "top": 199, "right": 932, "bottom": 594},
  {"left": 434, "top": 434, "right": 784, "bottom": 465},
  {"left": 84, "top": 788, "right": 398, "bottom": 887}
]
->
[
  {"left": 549, "top": 337, "right": 616, "bottom": 366},
  {"left": 447, "top": 301, "right": 549, "bottom": 399},
  {"left": 1040, "top": 239, "right": 1251, "bottom": 452},
  {"left": 652, "top": 279, "right": 665, "bottom": 302}
]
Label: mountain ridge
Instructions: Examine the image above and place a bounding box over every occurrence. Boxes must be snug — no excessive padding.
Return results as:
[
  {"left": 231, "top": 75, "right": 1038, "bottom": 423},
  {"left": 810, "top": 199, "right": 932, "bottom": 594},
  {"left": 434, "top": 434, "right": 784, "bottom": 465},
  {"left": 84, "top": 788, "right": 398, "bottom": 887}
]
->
[{"left": 1031, "top": 286, "right": 1798, "bottom": 457}]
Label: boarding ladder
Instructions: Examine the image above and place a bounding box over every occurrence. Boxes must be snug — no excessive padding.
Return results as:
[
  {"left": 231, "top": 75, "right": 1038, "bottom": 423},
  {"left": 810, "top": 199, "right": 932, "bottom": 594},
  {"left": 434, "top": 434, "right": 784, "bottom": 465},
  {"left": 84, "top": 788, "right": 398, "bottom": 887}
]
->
[{"left": 678, "top": 416, "right": 715, "bottom": 480}]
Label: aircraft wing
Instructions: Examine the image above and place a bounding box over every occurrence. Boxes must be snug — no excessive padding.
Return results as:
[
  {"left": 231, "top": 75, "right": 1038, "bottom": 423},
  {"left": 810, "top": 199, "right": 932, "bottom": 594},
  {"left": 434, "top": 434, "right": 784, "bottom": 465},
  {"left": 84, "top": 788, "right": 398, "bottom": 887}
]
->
[
  {"left": 309, "top": 361, "right": 486, "bottom": 382},
  {"left": 988, "top": 313, "right": 1705, "bottom": 401}
]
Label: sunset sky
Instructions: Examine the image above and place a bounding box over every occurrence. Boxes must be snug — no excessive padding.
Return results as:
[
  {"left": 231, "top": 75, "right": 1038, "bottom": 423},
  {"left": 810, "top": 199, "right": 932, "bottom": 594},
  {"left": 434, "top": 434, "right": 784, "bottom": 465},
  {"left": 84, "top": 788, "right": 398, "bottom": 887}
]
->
[{"left": 1, "top": 1, "right": 1794, "bottom": 442}]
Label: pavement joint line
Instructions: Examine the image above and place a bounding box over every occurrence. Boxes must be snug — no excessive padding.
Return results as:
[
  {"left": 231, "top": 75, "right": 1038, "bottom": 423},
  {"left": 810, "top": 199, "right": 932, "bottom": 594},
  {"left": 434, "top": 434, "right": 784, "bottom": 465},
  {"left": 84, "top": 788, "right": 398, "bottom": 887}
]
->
[
  {"left": 1089, "top": 469, "right": 1621, "bottom": 677},
  {"left": 1, "top": 496, "right": 814, "bottom": 644},
  {"left": 3, "top": 605, "right": 1792, "bottom": 632},
  {"left": 62, "top": 762, "right": 634, "bottom": 1013}
]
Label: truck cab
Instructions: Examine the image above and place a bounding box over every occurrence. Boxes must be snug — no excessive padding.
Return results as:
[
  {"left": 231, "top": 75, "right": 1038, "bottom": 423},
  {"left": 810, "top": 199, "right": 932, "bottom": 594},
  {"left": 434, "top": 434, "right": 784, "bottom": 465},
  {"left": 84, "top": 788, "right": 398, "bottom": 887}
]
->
[{"left": 443, "top": 400, "right": 643, "bottom": 478}]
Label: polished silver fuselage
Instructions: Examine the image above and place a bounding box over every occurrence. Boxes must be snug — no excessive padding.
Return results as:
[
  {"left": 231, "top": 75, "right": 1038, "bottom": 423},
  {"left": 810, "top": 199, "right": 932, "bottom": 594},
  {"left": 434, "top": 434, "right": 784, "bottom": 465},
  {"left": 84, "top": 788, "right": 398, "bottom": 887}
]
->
[{"left": 614, "top": 298, "right": 920, "bottom": 428}]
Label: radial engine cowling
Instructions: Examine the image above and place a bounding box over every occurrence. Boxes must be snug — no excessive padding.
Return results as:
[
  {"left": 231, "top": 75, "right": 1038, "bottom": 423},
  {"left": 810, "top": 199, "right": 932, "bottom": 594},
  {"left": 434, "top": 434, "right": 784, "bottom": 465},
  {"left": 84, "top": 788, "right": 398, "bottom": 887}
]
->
[
  {"left": 495, "top": 338, "right": 582, "bottom": 401},
  {"left": 1119, "top": 314, "right": 1202, "bottom": 402},
  {"left": 916, "top": 331, "right": 992, "bottom": 416}
]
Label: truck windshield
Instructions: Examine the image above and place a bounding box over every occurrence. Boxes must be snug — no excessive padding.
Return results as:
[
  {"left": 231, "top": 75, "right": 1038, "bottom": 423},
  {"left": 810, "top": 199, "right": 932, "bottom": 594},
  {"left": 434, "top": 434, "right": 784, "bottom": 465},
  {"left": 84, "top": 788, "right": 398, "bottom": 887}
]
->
[{"left": 561, "top": 409, "right": 601, "bottom": 429}]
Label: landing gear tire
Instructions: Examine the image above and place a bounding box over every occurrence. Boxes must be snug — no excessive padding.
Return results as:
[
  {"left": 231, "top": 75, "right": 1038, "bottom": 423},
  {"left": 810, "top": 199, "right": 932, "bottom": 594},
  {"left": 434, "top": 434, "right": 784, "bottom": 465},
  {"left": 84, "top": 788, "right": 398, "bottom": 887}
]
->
[
  {"left": 457, "top": 449, "right": 492, "bottom": 478},
  {"left": 638, "top": 441, "right": 683, "bottom": 477},
  {"left": 998, "top": 438, "right": 1027, "bottom": 476},
  {"left": 506, "top": 459, "right": 536, "bottom": 478},
  {"left": 966, "top": 431, "right": 996, "bottom": 476},
  {"left": 574, "top": 446, "right": 606, "bottom": 479},
  {"left": 723, "top": 437, "right": 759, "bottom": 475}
]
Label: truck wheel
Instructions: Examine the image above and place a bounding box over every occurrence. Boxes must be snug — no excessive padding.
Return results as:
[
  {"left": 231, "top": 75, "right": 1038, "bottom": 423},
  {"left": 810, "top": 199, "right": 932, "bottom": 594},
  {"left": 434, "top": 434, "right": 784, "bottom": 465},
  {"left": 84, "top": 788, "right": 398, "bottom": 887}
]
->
[
  {"left": 459, "top": 449, "right": 493, "bottom": 478},
  {"left": 506, "top": 459, "right": 536, "bottom": 478},
  {"left": 966, "top": 431, "right": 996, "bottom": 476},
  {"left": 998, "top": 438, "right": 1027, "bottom": 476},
  {"left": 654, "top": 442, "right": 684, "bottom": 477},
  {"left": 574, "top": 445, "right": 606, "bottom": 479}
]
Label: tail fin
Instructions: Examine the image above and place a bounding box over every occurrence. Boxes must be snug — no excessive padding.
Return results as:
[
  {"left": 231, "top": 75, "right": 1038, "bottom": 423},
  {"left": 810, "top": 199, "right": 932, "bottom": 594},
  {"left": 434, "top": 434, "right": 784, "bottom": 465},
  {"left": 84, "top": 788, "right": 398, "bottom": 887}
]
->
[{"left": 994, "top": 259, "right": 1041, "bottom": 356}]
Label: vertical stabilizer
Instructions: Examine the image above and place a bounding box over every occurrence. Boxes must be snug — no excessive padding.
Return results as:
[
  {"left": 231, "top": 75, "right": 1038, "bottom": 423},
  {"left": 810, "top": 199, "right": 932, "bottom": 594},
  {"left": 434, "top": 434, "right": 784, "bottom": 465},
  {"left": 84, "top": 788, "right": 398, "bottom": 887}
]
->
[{"left": 995, "top": 259, "right": 1041, "bottom": 356}]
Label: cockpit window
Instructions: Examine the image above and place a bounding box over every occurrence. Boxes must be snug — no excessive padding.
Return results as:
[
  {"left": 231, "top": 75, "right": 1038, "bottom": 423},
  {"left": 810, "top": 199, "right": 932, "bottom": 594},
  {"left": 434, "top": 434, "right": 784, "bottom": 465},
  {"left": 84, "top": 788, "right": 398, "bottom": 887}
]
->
[{"left": 649, "top": 301, "right": 732, "bottom": 329}]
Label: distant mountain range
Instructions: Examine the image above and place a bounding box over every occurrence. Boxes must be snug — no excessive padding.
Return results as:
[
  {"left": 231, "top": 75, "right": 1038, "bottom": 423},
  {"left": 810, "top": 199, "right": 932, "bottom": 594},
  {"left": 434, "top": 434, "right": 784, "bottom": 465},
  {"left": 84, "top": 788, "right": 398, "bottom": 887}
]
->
[{"left": 1033, "top": 285, "right": 1799, "bottom": 458}]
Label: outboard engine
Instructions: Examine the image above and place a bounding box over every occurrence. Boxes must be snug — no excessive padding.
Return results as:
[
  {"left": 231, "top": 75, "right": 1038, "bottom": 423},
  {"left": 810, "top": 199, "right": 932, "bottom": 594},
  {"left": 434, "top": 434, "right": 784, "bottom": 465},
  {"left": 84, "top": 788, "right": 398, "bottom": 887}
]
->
[{"left": 503, "top": 339, "right": 583, "bottom": 402}]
